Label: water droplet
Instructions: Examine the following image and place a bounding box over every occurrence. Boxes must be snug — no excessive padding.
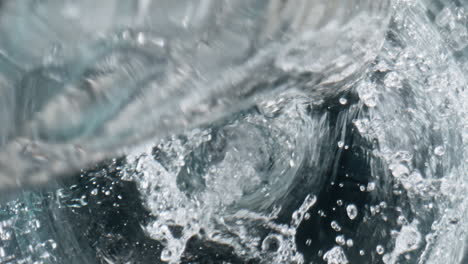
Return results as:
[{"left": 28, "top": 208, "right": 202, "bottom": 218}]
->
[
  {"left": 161, "top": 248, "right": 173, "bottom": 262},
  {"left": 346, "top": 204, "right": 358, "bottom": 220},
  {"left": 337, "top": 200, "right": 343, "bottom": 206},
  {"left": 337, "top": 141, "right": 345, "bottom": 148},
  {"left": 91, "top": 189, "right": 98, "bottom": 195},
  {"left": 34, "top": 219, "right": 41, "bottom": 229},
  {"left": 335, "top": 235, "right": 346, "bottom": 246},
  {"left": 50, "top": 241, "right": 57, "bottom": 249},
  {"left": 434, "top": 146, "right": 445, "bottom": 156},
  {"left": 370, "top": 205, "right": 381, "bottom": 215},
  {"left": 306, "top": 239, "right": 312, "bottom": 246},
  {"left": 397, "top": 215, "right": 407, "bottom": 226},
  {"left": 331, "top": 221, "right": 342, "bottom": 232},
  {"left": 367, "top": 182, "right": 376, "bottom": 192},
  {"left": 289, "top": 159, "right": 295, "bottom": 167},
  {"left": 376, "top": 245, "right": 385, "bottom": 255},
  {"left": 262, "top": 235, "right": 282, "bottom": 252},
  {"left": 137, "top": 32, "right": 147, "bottom": 45},
  {"left": 359, "top": 250, "right": 365, "bottom": 256},
  {"left": 339, "top": 97, "right": 348, "bottom": 105},
  {"left": 318, "top": 210, "right": 327, "bottom": 217},
  {"left": 346, "top": 239, "right": 354, "bottom": 247}
]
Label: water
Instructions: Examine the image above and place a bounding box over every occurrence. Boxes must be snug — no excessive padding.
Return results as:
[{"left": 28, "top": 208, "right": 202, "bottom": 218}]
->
[
  {"left": 0, "top": 0, "right": 389, "bottom": 189},
  {"left": 0, "top": 0, "right": 466, "bottom": 263}
]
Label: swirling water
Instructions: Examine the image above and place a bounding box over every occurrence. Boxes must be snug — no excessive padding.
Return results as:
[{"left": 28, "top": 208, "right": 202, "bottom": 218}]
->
[
  {"left": 0, "top": 0, "right": 466, "bottom": 264},
  {"left": 0, "top": 0, "right": 388, "bottom": 188}
]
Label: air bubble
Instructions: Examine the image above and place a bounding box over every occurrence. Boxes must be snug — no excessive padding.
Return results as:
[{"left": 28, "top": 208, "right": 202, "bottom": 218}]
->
[
  {"left": 336, "top": 235, "right": 346, "bottom": 246},
  {"left": 337, "top": 141, "right": 345, "bottom": 148},
  {"left": 160, "top": 248, "right": 173, "bottom": 262},
  {"left": 397, "top": 215, "right": 407, "bottom": 226},
  {"left": 262, "top": 235, "right": 282, "bottom": 252},
  {"left": 331, "top": 221, "right": 342, "bottom": 232},
  {"left": 346, "top": 204, "right": 358, "bottom": 220},
  {"left": 366, "top": 182, "right": 376, "bottom": 192},
  {"left": 434, "top": 146, "right": 446, "bottom": 156},
  {"left": 376, "top": 245, "right": 385, "bottom": 255}
]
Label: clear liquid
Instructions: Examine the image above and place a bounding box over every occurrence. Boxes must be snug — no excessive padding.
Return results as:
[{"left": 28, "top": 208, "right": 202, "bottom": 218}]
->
[
  {"left": 0, "top": 0, "right": 389, "bottom": 190},
  {"left": 0, "top": 0, "right": 466, "bottom": 263}
]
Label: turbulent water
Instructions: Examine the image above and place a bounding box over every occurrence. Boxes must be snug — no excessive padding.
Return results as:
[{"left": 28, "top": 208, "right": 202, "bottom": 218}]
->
[{"left": 0, "top": 0, "right": 466, "bottom": 263}]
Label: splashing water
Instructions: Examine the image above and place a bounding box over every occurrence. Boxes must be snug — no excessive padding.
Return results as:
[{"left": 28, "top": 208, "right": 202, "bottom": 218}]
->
[
  {"left": 0, "top": 0, "right": 466, "bottom": 264},
  {"left": 0, "top": 0, "right": 389, "bottom": 189}
]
